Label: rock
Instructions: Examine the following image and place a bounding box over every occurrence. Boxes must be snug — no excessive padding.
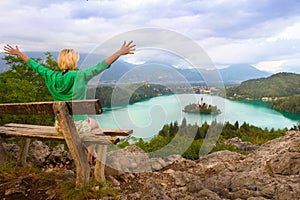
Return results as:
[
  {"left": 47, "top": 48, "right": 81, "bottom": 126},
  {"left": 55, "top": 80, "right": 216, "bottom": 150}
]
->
[
  {"left": 123, "top": 145, "right": 146, "bottom": 154},
  {"left": 164, "top": 154, "right": 182, "bottom": 165},
  {"left": 106, "top": 145, "right": 149, "bottom": 174},
  {"left": 196, "top": 150, "right": 245, "bottom": 176},
  {"left": 140, "top": 180, "right": 171, "bottom": 200},
  {"left": 193, "top": 189, "right": 222, "bottom": 200},
  {"left": 114, "top": 131, "right": 300, "bottom": 199},
  {"left": 3, "top": 143, "right": 19, "bottom": 159},
  {"left": 269, "top": 151, "right": 300, "bottom": 175},
  {"left": 224, "top": 137, "right": 259, "bottom": 153},
  {"left": 171, "top": 171, "right": 194, "bottom": 187},
  {"left": 187, "top": 179, "right": 204, "bottom": 193},
  {"left": 28, "top": 141, "right": 50, "bottom": 167},
  {"left": 203, "top": 131, "right": 300, "bottom": 199},
  {"left": 107, "top": 175, "right": 120, "bottom": 186},
  {"left": 106, "top": 146, "right": 179, "bottom": 174},
  {"left": 46, "top": 144, "right": 68, "bottom": 166},
  {"left": 163, "top": 169, "right": 175, "bottom": 174}
]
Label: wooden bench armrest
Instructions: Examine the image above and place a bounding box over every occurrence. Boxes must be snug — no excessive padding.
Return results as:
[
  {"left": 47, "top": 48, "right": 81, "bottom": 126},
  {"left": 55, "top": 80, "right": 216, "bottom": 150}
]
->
[
  {"left": 91, "top": 128, "right": 133, "bottom": 136},
  {"left": 80, "top": 134, "right": 120, "bottom": 145}
]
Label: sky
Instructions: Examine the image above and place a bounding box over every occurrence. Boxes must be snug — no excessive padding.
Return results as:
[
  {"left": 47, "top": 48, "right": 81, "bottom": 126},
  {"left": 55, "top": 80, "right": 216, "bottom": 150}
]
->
[{"left": 1, "top": 0, "right": 300, "bottom": 73}]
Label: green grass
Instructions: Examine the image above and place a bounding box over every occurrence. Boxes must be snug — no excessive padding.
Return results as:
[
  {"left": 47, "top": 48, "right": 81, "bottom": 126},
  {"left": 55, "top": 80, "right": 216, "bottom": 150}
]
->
[
  {"left": 0, "top": 161, "right": 118, "bottom": 200},
  {"left": 57, "top": 179, "right": 118, "bottom": 200}
]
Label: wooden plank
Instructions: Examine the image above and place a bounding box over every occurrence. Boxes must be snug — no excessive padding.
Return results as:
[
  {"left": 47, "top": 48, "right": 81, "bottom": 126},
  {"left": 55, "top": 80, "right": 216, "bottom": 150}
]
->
[
  {"left": 2, "top": 123, "right": 132, "bottom": 137},
  {"left": 2, "top": 123, "right": 56, "bottom": 130},
  {"left": 0, "top": 125, "right": 65, "bottom": 140},
  {"left": 0, "top": 124, "right": 120, "bottom": 144},
  {"left": 81, "top": 135, "right": 119, "bottom": 145},
  {"left": 91, "top": 128, "right": 133, "bottom": 136},
  {"left": 0, "top": 99, "right": 102, "bottom": 115},
  {"left": 53, "top": 101, "right": 90, "bottom": 188}
]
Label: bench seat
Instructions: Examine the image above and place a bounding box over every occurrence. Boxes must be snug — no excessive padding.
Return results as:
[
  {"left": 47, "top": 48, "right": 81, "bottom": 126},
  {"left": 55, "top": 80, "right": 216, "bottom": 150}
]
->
[
  {"left": 0, "top": 100, "right": 133, "bottom": 188},
  {"left": 0, "top": 123, "right": 132, "bottom": 144}
]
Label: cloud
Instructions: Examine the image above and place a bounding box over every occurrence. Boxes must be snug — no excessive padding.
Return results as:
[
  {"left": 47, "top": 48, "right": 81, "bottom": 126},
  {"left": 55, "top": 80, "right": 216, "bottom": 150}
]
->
[
  {"left": 254, "top": 60, "right": 288, "bottom": 73},
  {"left": 1, "top": 0, "right": 300, "bottom": 73}
]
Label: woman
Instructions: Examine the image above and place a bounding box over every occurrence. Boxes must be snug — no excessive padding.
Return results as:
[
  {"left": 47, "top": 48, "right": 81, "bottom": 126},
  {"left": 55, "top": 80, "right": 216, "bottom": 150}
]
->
[{"left": 3, "top": 41, "right": 136, "bottom": 162}]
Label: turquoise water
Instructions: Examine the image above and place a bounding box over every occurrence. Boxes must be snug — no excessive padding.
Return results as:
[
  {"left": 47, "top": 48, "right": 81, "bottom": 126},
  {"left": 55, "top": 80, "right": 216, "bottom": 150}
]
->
[{"left": 96, "top": 94, "right": 300, "bottom": 139}]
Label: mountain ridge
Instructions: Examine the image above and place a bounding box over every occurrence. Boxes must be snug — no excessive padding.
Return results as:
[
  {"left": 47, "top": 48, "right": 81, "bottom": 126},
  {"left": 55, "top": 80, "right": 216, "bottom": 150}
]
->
[
  {"left": 226, "top": 72, "right": 300, "bottom": 99},
  {"left": 219, "top": 64, "right": 270, "bottom": 82},
  {"left": 1, "top": 52, "right": 271, "bottom": 84}
]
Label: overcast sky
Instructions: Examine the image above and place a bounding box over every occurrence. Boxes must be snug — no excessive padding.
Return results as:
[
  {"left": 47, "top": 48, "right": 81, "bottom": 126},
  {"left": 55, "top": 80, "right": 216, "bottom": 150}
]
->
[{"left": 1, "top": 0, "right": 300, "bottom": 73}]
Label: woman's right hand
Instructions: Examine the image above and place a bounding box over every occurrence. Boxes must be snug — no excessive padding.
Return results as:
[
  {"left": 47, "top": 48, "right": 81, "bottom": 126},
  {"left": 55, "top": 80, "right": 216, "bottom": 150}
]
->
[
  {"left": 118, "top": 41, "right": 136, "bottom": 55},
  {"left": 105, "top": 41, "right": 136, "bottom": 65}
]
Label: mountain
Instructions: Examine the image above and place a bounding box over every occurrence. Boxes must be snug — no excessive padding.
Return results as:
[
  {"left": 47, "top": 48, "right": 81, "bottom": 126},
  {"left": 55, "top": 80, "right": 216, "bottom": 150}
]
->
[
  {"left": 100, "top": 62, "right": 271, "bottom": 84},
  {"left": 219, "top": 64, "right": 271, "bottom": 82},
  {"left": 226, "top": 72, "right": 300, "bottom": 99},
  {"left": 1, "top": 52, "right": 270, "bottom": 84},
  {"left": 0, "top": 55, "right": 10, "bottom": 73}
]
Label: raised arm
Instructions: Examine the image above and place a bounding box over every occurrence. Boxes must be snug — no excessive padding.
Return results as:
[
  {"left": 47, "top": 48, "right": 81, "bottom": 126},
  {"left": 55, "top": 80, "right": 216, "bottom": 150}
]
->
[
  {"left": 3, "top": 45, "right": 29, "bottom": 62},
  {"left": 105, "top": 41, "right": 136, "bottom": 65}
]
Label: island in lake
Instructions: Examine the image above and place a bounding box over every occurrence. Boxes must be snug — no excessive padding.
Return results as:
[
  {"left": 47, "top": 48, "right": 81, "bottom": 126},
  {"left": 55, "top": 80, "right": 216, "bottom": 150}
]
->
[{"left": 183, "top": 97, "right": 221, "bottom": 114}]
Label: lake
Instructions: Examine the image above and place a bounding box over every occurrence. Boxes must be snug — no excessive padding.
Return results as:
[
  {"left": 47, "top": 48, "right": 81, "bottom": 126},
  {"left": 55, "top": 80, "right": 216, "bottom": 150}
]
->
[{"left": 96, "top": 94, "right": 300, "bottom": 140}]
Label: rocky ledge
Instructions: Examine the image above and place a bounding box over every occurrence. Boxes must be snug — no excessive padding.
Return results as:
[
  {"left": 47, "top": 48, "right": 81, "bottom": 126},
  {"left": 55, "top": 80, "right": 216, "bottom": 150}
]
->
[
  {"left": 2, "top": 130, "right": 300, "bottom": 199},
  {"left": 109, "top": 131, "right": 300, "bottom": 199}
]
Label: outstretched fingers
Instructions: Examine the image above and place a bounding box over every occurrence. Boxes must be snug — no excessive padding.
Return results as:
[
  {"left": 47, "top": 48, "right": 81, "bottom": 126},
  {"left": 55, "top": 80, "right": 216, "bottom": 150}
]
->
[
  {"left": 3, "top": 44, "right": 19, "bottom": 55},
  {"left": 121, "top": 40, "right": 136, "bottom": 55}
]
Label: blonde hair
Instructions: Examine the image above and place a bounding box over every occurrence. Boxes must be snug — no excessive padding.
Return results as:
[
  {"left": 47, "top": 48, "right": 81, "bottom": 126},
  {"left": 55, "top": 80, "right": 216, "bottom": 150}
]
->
[{"left": 58, "top": 49, "right": 80, "bottom": 71}]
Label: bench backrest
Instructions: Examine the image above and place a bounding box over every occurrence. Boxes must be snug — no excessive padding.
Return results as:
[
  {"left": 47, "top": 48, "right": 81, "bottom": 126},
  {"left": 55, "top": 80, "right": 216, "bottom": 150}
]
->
[{"left": 0, "top": 99, "right": 102, "bottom": 115}]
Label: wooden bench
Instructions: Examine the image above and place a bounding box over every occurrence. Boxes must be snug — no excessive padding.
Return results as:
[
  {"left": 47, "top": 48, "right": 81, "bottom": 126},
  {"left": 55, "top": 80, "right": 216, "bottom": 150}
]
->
[{"left": 0, "top": 99, "right": 132, "bottom": 188}]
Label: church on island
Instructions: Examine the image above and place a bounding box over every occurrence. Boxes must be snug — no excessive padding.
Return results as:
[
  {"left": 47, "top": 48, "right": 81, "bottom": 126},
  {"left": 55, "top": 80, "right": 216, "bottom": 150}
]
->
[{"left": 183, "top": 97, "right": 221, "bottom": 114}]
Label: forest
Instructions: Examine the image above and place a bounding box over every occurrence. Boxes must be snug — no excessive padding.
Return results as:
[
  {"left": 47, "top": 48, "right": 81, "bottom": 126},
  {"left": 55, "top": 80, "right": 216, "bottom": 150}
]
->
[
  {"left": 88, "top": 83, "right": 172, "bottom": 107},
  {"left": 226, "top": 72, "right": 300, "bottom": 113},
  {"left": 271, "top": 95, "right": 300, "bottom": 114},
  {"left": 117, "top": 118, "right": 298, "bottom": 160}
]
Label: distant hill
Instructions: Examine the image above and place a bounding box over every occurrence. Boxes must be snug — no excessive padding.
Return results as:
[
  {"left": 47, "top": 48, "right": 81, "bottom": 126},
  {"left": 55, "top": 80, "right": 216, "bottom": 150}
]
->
[
  {"left": 99, "top": 62, "right": 271, "bottom": 85},
  {"left": 1, "top": 52, "right": 270, "bottom": 84},
  {"left": 226, "top": 72, "right": 300, "bottom": 99},
  {"left": 219, "top": 64, "right": 270, "bottom": 82}
]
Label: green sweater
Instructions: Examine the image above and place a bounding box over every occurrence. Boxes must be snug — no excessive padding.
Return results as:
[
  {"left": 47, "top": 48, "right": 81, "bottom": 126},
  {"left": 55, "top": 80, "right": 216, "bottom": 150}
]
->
[{"left": 27, "top": 58, "right": 110, "bottom": 120}]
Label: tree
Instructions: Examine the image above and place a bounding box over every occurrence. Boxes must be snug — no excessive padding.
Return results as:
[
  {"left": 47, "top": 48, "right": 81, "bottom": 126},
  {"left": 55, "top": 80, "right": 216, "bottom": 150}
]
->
[
  {"left": 234, "top": 121, "right": 239, "bottom": 130},
  {"left": 181, "top": 117, "right": 187, "bottom": 128},
  {"left": 290, "top": 120, "right": 300, "bottom": 131},
  {"left": 240, "top": 122, "right": 250, "bottom": 132},
  {"left": 169, "top": 121, "right": 179, "bottom": 137},
  {"left": 0, "top": 53, "right": 59, "bottom": 125},
  {"left": 158, "top": 124, "right": 169, "bottom": 137}
]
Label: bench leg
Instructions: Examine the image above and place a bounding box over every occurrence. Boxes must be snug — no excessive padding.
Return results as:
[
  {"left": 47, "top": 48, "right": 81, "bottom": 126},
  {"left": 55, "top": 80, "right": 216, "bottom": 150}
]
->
[
  {"left": 94, "top": 145, "right": 107, "bottom": 182},
  {"left": 53, "top": 102, "right": 90, "bottom": 189},
  {"left": 17, "top": 138, "right": 30, "bottom": 167},
  {"left": 0, "top": 136, "right": 7, "bottom": 163}
]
